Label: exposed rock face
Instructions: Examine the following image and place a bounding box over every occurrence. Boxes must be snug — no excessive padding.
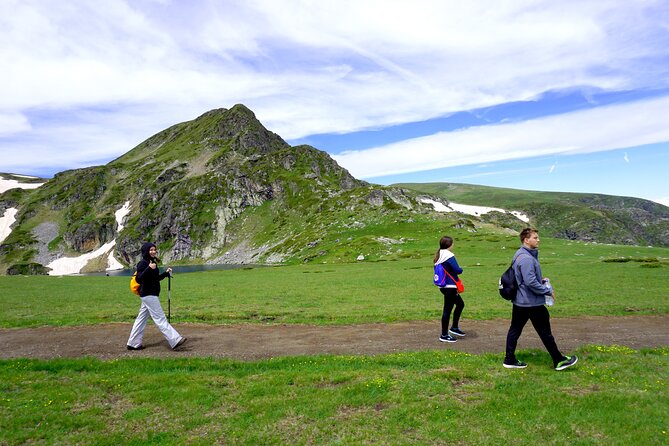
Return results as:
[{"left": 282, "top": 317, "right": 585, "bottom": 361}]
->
[
  {"left": 365, "top": 190, "right": 385, "bottom": 207},
  {"left": 172, "top": 233, "right": 193, "bottom": 260},
  {"left": 32, "top": 222, "right": 61, "bottom": 266},
  {"left": 533, "top": 198, "right": 669, "bottom": 247},
  {"left": 364, "top": 188, "right": 415, "bottom": 209},
  {"left": 64, "top": 220, "right": 115, "bottom": 252}
]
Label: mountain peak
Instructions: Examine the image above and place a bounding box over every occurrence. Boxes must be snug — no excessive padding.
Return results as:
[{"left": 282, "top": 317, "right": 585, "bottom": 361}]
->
[
  {"left": 194, "top": 107, "right": 228, "bottom": 119},
  {"left": 194, "top": 104, "right": 257, "bottom": 122},
  {"left": 230, "top": 103, "right": 255, "bottom": 114},
  {"left": 110, "top": 104, "right": 288, "bottom": 167}
]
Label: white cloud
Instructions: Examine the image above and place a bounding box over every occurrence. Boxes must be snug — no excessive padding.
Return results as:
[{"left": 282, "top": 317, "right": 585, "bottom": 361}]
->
[
  {"left": 1, "top": 0, "right": 669, "bottom": 176},
  {"left": 624, "top": 152, "right": 630, "bottom": 163},
  {"left": 0, "top": 112, "right": 30, "bottom": 136},
  {"left": 334, "top": 95, "right": 669, "bottom": 178}
]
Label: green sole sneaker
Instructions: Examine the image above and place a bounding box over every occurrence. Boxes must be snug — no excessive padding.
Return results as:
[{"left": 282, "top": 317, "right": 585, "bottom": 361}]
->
[{"left": 555, "top": 355, "right": 578, "bottom": 371}]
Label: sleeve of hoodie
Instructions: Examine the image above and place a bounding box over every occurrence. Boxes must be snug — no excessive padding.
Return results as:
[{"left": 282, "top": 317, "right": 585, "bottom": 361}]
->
[
  {"left": 517, "top": 256, "right": 550, "bottom": 295},
  {"left": 444, "top": 256, "right": 463, "bottom": 276},
  {"left": 135, "top": 260, "right": 150, "bottom": 283}
]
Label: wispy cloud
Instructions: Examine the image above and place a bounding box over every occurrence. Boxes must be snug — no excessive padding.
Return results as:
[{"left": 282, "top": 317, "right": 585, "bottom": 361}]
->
[
  {"left": 624, "top": 152, "right": 630, "bottom": 163},
  {"left": 430, "top": 164, "right": 557, "bottom": 183},
  {"left": 334, "top": 95, "right": 669, "bottom": 178},
  {"left": 0, "top": 112, "right": 30, "bottom": 136}
]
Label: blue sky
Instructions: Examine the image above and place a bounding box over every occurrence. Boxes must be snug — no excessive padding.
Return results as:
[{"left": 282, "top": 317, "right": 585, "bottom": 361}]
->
[{"left": 1, "top": 1, "right": 669, "bottom": 205}]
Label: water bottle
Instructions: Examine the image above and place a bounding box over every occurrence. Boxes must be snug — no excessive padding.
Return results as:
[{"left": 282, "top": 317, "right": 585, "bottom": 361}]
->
[{"left": 543, "top": 278, "right": 554, "bottom": 306}]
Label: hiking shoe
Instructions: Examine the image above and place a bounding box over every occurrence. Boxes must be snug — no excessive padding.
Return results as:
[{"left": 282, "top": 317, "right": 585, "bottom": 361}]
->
[
  {"left": 126, "top": 345, "right": 144, "bottom": 351},
  {"left": 449, "top": 327, "right": 466, "bottom": 337},
  {"left": 173, "top": 337, "right": 187, "bottom": 350},
  {"left": 503, "top": 360, "right": 528, "bottom": 369},
  {"left": 555, "top": 355, "right": 578, "bottom": 371},
  {"left": 439, "top": 335, "right": 457, "bottom": 343}
]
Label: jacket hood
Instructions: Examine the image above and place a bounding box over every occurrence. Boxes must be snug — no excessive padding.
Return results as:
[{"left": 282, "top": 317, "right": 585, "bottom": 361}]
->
[
  {"left": 141, "top": 242, "right": 156, "bottom": 260},
  {"left": 434, "top": 248, "right": 454, "bottom": 266}
]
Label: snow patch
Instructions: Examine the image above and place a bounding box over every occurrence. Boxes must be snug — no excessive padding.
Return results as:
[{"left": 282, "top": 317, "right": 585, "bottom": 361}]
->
[
  {"left": 0, "top": 175, "right": 45, "bottom": 193},
  {"left": 107, "top": 250, "right": 124, "bottom": 270},
  {"left": 0, "top": 175, "right": 45, "bottom": 243},
  {"left": 420, "top": 198, "right": 529, "bottom": 223},
  {"left": 115, "top": 201, "right": 131, "bottom": 232},
  {"left": 0, "top": 207, "right": 18, "bottom": 243},
  {"left": 46, "top": 202, "right": 131, "bottom": 275},
  {"left": 47, "top": 240, "right": 117, "bottom": 275}
]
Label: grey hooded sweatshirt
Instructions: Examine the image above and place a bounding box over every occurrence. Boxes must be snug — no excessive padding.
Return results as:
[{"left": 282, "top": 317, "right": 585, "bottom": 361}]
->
[{"left": 512, "top": 246, "right": 552, "bottom": 307}]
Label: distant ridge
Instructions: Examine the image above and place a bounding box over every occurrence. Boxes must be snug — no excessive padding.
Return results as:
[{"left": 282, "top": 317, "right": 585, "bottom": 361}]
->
[{"left": 394, "top": 182, "right": 669, "bottom": 247}]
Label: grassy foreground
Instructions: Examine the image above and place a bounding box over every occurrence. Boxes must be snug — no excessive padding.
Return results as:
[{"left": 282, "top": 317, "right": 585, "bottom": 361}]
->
[
  {"left": 1, "top": 237, "right": 668, "bottom": 445},
  {"left": 2, "top": 346, "right": 667, "bottom": 445}
]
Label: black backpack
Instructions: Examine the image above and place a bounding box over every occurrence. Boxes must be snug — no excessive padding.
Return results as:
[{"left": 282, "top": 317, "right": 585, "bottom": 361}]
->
[
  {"left": 498, "top": 254, "right": 527, "bottom": 301},
  {"left": 498, "top": 265, "right": 517, "bottom": 300}
]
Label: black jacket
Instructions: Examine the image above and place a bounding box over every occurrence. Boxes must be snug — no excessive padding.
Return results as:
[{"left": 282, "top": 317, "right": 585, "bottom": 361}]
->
[{"left": 136, "top": 242, "right": 170, "bottom": 297}]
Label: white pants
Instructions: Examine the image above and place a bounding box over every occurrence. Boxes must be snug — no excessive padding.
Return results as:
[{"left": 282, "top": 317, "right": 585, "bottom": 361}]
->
[{"left": 127, "top": 295, "right": 183, "bottom": 349}]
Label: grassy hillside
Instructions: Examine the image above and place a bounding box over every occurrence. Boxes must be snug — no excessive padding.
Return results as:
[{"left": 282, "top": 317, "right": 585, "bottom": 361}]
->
[{"left": 395, "top": 182, "right": 669, "bottom": 247}]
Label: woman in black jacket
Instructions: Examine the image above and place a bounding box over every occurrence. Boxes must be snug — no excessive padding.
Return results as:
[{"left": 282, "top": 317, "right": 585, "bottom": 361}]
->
[{"left": 126, "top": 242, "right": 186, "bottom": 350}]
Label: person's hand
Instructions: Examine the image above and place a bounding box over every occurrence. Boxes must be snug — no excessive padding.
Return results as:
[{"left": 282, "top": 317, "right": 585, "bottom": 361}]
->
[
  {"left": 149, "top": 262, "right": 157, "bottom": 270},
  {"left": 166, "top": 267, "right": 173, "bottom": 275}
]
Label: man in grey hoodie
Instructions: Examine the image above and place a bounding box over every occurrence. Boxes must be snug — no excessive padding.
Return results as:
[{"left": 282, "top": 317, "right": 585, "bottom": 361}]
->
[{"left": 503, "top": 228, "right": 578, "bottom": 371}]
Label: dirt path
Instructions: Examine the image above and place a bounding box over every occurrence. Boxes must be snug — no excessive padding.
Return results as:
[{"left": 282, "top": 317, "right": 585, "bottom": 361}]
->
[{"left": 1, "top": 315, "right": 667, "bottom": 361}]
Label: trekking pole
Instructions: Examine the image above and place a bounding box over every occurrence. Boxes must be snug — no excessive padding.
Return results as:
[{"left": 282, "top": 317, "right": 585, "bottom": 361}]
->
[{"left": 168, "top": 273, "right": 171, "bottom": 323}]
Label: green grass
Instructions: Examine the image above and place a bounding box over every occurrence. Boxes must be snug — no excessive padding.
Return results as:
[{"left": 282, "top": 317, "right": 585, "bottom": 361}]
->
[
  {"left": 2, "top": 237, "right": 668, "bottom": 444},
  {"left": 1, "top": 347, "right": 667, "bottom": 445},
  {"left": 1, "top": 237, "right": 667, "bottom": 328}
]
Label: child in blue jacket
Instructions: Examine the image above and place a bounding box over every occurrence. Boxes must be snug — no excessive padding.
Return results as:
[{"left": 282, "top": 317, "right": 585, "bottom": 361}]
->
[{"left": 434, "top": 236, "right": 465, "bottom": 343}]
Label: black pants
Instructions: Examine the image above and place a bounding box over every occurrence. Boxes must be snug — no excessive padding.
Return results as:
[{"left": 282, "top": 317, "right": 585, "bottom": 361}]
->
[
  {"left": 440, "top": 288, "right": 464, "bottom": 336},
  {"left": 505, "top": 305, "right": 565, "bottom": 366}
]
